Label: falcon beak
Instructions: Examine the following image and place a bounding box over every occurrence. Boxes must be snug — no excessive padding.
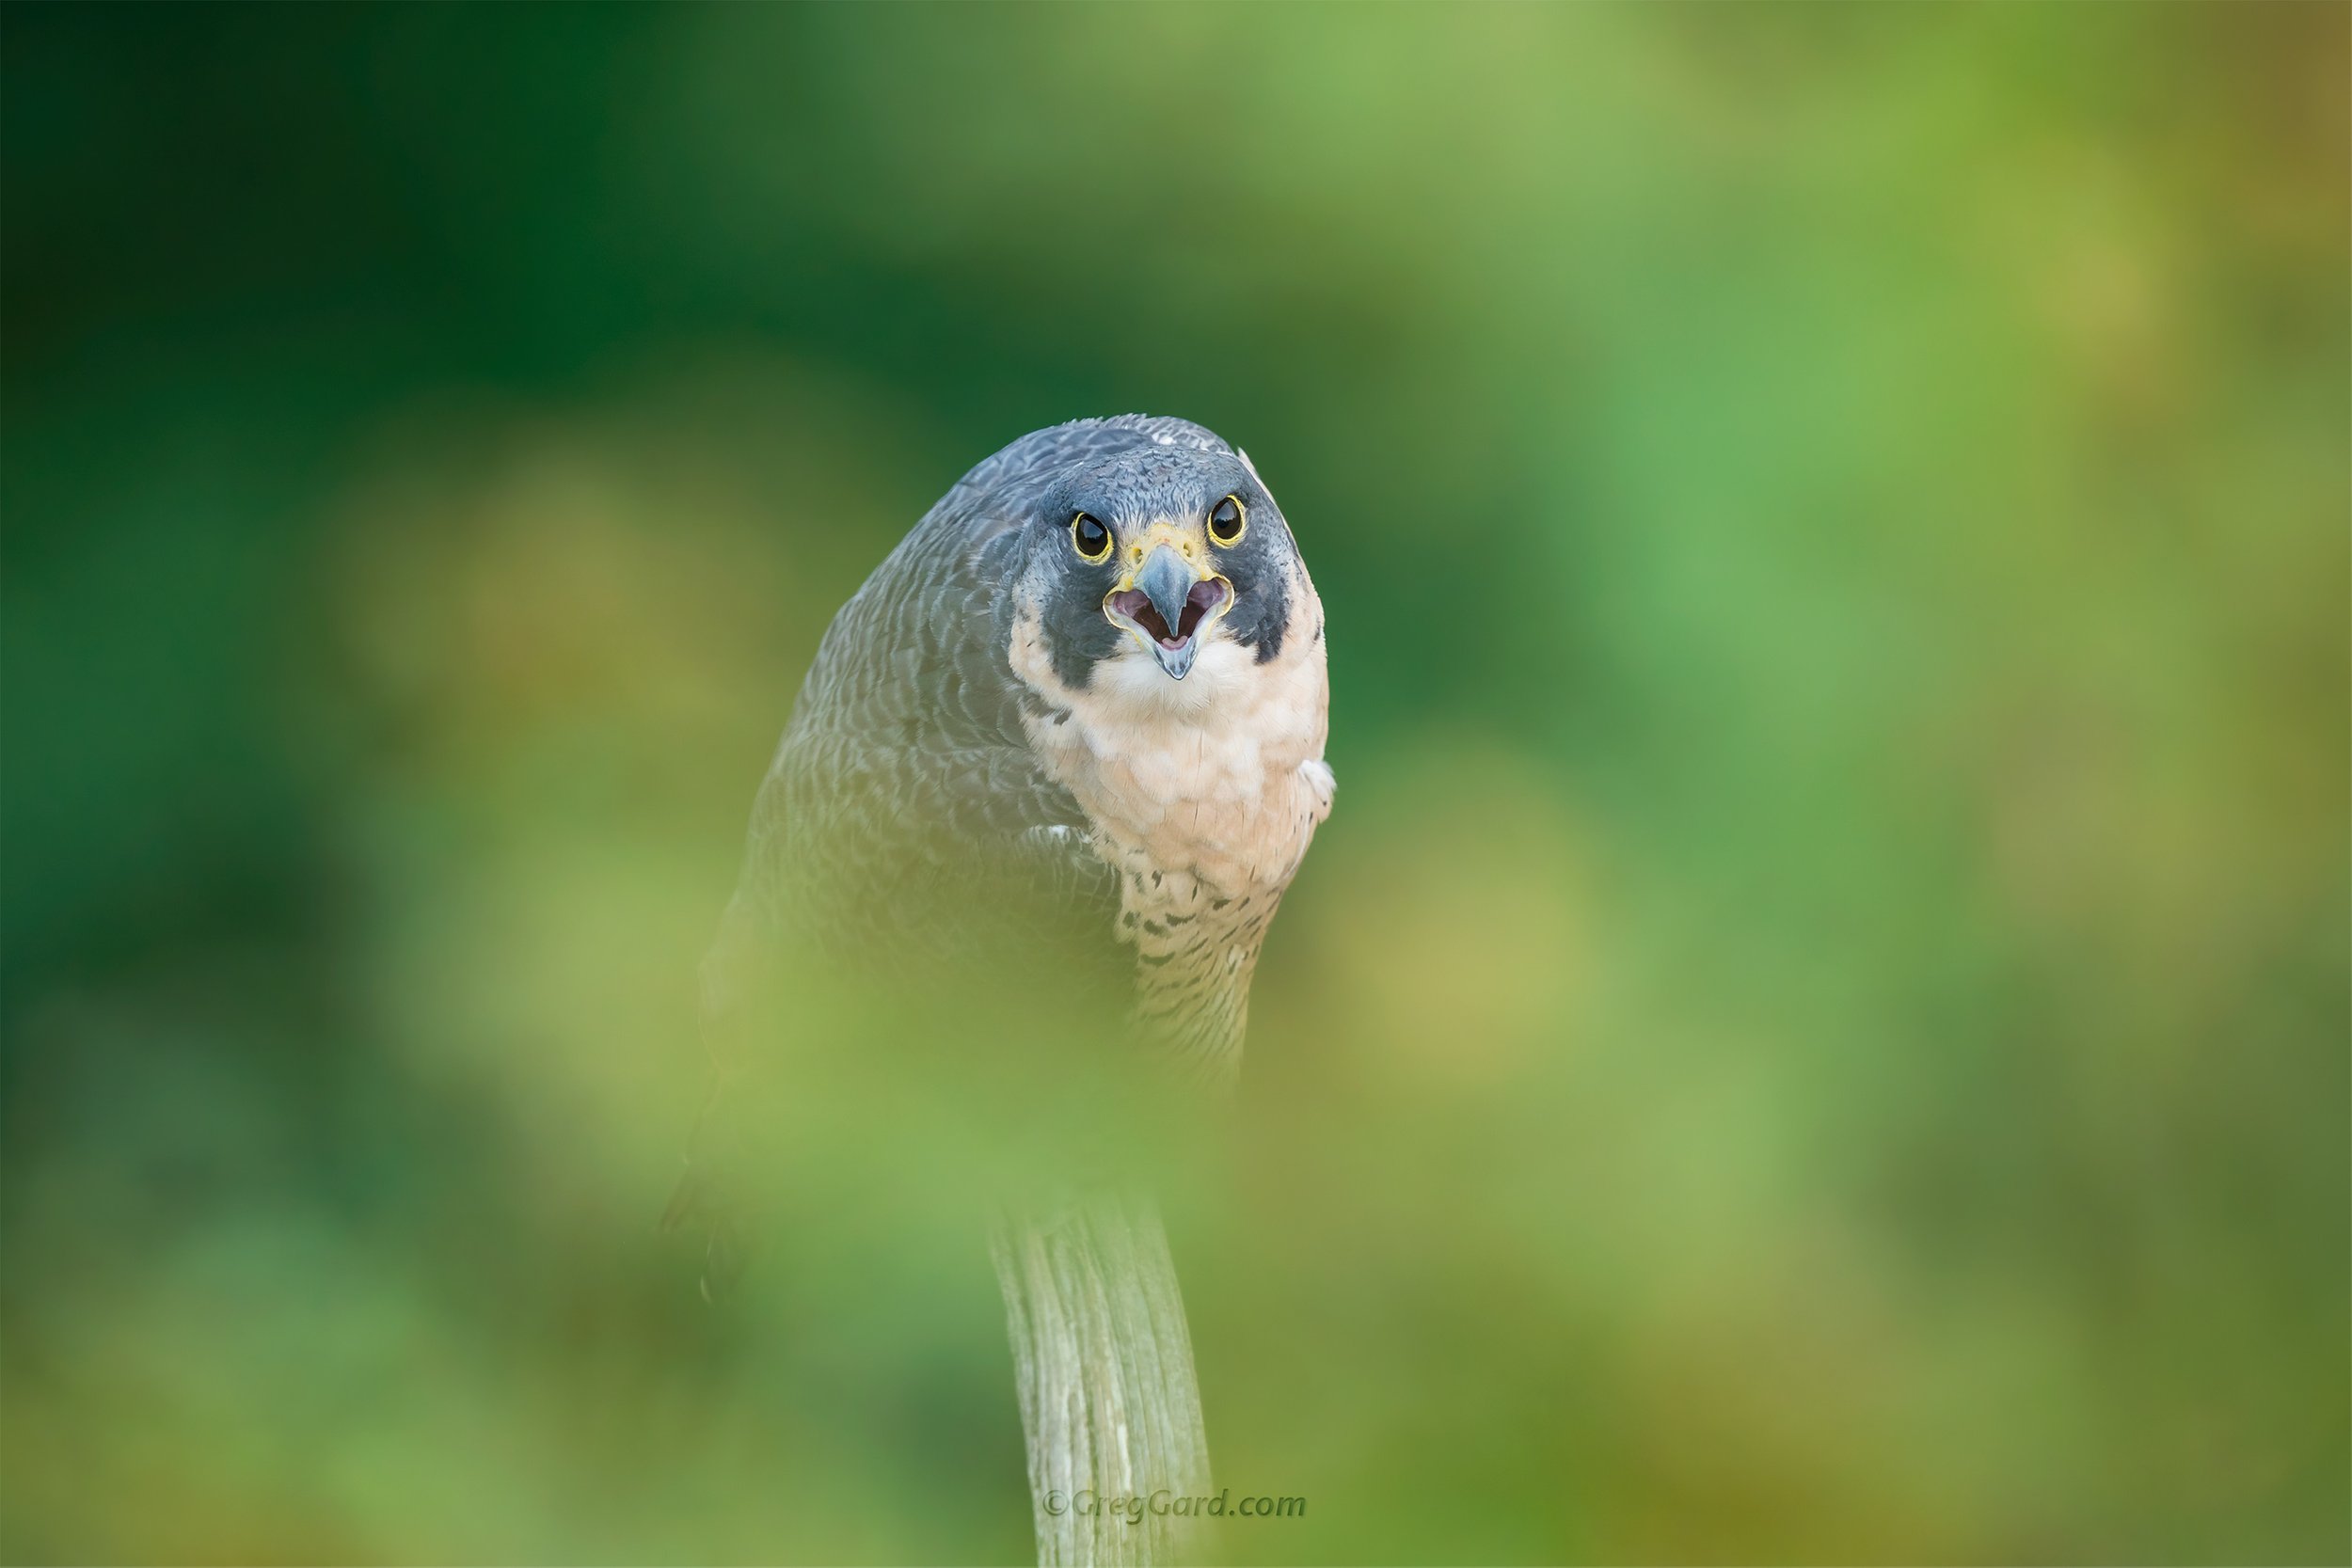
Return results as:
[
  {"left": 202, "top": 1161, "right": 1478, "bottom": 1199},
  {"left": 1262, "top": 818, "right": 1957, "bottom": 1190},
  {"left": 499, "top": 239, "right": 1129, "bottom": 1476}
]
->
[{"left": 1105, "top": 544, "right": 1231, "bottom": 680}]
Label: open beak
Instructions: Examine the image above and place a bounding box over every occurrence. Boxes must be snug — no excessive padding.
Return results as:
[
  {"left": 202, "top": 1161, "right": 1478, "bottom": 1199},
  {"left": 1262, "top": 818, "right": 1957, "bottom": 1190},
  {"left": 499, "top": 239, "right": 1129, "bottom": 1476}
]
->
[{"left": 1104, "top": 545, "right": 1231, "bottom": 680}]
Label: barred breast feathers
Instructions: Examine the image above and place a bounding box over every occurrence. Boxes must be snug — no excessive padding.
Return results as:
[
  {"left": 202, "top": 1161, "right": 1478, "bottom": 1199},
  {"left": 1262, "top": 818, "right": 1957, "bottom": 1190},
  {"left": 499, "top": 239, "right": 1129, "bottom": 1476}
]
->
[{"left": 1007, "top": 553, "right": 1331, "bottom": 1069}]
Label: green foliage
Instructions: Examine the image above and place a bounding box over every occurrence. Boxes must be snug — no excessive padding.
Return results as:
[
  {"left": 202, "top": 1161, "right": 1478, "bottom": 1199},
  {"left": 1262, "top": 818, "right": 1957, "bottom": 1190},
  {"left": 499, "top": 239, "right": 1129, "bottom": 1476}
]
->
[{"left": 3, "top": 6, "right": 2344, "bottom": 1562}]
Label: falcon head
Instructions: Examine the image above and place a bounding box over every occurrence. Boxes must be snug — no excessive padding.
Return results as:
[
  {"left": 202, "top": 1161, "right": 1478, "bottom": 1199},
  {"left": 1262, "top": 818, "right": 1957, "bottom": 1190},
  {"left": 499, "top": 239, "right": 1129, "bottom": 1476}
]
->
[{"left": 987, "top": 418, "right": 1318, "bottom": 712}]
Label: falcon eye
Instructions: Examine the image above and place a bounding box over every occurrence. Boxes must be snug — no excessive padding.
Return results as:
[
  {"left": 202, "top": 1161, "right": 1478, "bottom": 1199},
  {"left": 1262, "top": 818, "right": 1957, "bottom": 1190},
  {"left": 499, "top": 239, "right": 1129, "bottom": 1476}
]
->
[
  {"left": 1207, "top": 494, "right": 1248, "bottom": 546},
  {"left": 1070, "top": 512, "right": 1112, "bottom": 562}
]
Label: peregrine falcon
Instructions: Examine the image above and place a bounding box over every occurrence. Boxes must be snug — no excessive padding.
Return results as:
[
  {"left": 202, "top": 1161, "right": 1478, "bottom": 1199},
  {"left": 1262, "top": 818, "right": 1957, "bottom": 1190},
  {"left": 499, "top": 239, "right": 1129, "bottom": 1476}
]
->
[
  {"left": 696, "top": 413, "right": 1332, "bottom": 1094},
  {"left": 672, "top": 414, "right": 1330, "bottom": 1559}
]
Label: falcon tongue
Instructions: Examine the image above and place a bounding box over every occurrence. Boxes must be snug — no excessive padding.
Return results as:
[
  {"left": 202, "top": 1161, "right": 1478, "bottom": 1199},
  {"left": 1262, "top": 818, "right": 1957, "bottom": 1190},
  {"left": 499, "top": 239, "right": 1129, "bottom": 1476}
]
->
[
  {"left": 1135, "top": 545, "right": 1198, "bottom": 643},
  {"left": 1111, "top": 580, "right": 1227, "bottom": 648},
  {"left": 1106, "top": 545, "right": 1230, "bottom": 679}
]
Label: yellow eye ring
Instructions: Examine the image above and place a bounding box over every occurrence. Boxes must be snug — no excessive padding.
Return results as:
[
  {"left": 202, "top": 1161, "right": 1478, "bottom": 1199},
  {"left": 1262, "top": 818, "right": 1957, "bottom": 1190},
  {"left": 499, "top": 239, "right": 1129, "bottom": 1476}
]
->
[
  {"left": 1208, "top": 494, "right": 1248, "bottom": 546},
  {"left": 1071, "top": 512, "right": 1112, "bottom": 562}
]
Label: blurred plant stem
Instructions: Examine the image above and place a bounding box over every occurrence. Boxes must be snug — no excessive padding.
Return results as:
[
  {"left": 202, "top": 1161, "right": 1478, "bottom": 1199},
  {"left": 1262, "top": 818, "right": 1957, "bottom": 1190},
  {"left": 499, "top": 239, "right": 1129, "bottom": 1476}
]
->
[{"left": 992, "top": 1191, "right": 1215, "bottom": 1566}]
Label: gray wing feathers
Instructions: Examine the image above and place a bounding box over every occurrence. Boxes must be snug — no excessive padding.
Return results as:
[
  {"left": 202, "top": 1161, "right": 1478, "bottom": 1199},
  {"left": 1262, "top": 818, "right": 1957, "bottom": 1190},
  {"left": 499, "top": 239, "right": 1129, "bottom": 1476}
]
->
[{"left": 727, "top": 444, "right": 1118, "bottom": 958}]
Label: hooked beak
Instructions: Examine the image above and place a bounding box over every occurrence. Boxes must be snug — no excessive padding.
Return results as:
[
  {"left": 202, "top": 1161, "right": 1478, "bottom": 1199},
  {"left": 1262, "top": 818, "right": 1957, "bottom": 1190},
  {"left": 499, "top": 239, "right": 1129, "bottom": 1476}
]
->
[{"left": 1105, "top": 545, "right": 1231, "bottom": 680}]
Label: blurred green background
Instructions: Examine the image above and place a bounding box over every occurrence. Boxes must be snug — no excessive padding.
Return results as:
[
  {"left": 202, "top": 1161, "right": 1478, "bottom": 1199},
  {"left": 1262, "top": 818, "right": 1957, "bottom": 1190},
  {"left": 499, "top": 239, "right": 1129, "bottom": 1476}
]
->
[{"left": 4, "top": 5, "right": 2345, "bottom": 1563}]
